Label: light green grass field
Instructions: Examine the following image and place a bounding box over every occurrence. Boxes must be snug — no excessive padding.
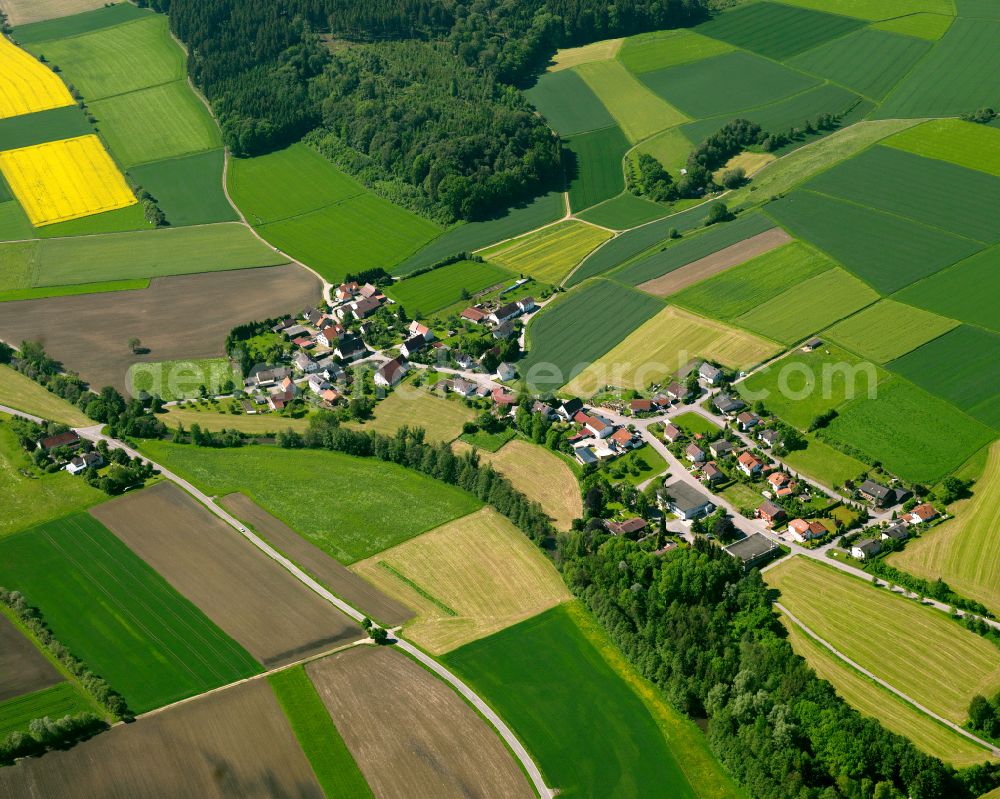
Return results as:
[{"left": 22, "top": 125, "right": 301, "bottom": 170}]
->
[
  {"left": 0, "top": 682, "right": 98, "bottom": 739},
  {"left": 735, "top": 267, "right": 879, "bottom": 345},
  {"left": 825, "top": 300, "right": 959, "bottom": 363},
  {"left": 384, "top": 260, "right": 513, "bottom": 316},
  {"left": 0, "top": 365, "right": 91, "bottom": 426},
  {"left": 90, "top": 80, "right": 221, "bottom": 166},
  {"left": 269, "top": 666, "right": 372, "bottom": 798},
  {"left": 482, "top": 220, "right": 612, "bottom": 284},
  {"left": 575, "top": 60, "right": 687, "bottom": 142},
  {"left": 139, "top": 441, "right": 482, "bottom": 564},
  {"left": 126, "top": 357, "right": 240, "bottom": 401},
  {"left": 28, "top": 15, "right": 184, "bottom": 100},
  {"left": 348, "top": 387, "right": 475, "bottom": 444},
  {"left": 672, "top": 411, "right": 720, "bottom": 436},
  {"left": 635, "top": 127, "right": 695, "bottom": 174},
  {"left": 0, "top": 200, "right": 33, "bottom": 241},
  {"left": 672, "top": 241, "right": 835, "bottom": 321},
  {"left": 34, "top": 204, "right": 150, "bottom": 239},
  {"left": 0, "top": 513, "right": 262, "bottom": 713},
  {"left": 548, "top": 38, "right": 623, "bottom": 72},
  {"left": 781, "top": 434, "right": 867, "bottom": 489},
  {"left": 767, "top": 556, "right": 1000, "bottom": 726},
  {"left": 523, "top": 69, "right": 617, "bottom": 136},
  {"left": 618, "top": 29, "right": 735, "bottom": 73},
  {"left": 130, "top": 149, "right": 238, "bottom": 226},
  {"left": 885, "top": 118, "right": 1000, "bottom": 177},
  {"left": 0, "top": 419, "right": 103, "bottom": 539},
  {"left": 772, "top": 0, "right": 953, "bottom": 19},
  {"left": 0, "top": 279, "right": 149, "bottom": 303},
  {"left": 0, "top": 241, "right": 38, "bottom": 292},
  {"left": 33, "top": 223, "right": 286, "bottom": 287},
  {"left": 564, "top": 125, "right": 631, "bottom": 211},
  {"left": 871, "top": 13, "right": 954, "bottom": 39},
  {"left": 13, "top": 3, "right": 148, "bottom": 45}
]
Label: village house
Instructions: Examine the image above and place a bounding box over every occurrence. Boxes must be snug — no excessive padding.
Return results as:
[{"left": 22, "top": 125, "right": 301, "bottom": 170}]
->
[
  {"left": 335, "top": 281, "right": 359, "bottom": 301},
  {"left": 658, "top": 481, "right": 715, "bottom": 521},
  {"left": 65, "top": 451, "right": 103, "bottom": 475},
  {"left": 292, "top": 351, "right": 318, "bottom": 373},
  {"left": 359, "top": 283, "right": 384, "bottom": 302},
  {"left": 319, "top": 389, "right": 340, "bottom": 406},
  {"left": 408, "top": 320, "right": 434, "bottom": 341},
  {"left": 610, "top": 427, "right": 639, "bottom": 451},
  {"left": 492, "top": 388, "right": 518, "bottom": 408},
  {"left": 400, "top": 335, "right": 426, "bottom": 359},
  {"left": 851, "top": 538, "right": 881, "bottom": 560},
  {"left": 38, "top": 431, "right": 80, "bottom": 451},
  {"left": 803, "top": 337, "right": 823, "bottom": 352},
  {"left": 699, "top": 362, "right": 722, "bottom": 384},
  {"left": 451, "top": 378, "right": 477, "bottom": 398},
  {"left": 432, "top": 379, "right": 453, "bottom": 393},
  {"left": 532, "top": 400, "right": 556, "bottom": 421},
  {"left": 905, "top": 503, "right": 938, "bottom": 525},
  {"left": 880, "top": 520, "right": 909, "bottom": 541},
  {"left": 576, "top": 411, "right": 614, "bottom": 439},
  {"left": 490, "top": 302, "right": 520, "bottom": 325},
  {"left": 858, "top": 479, "right": 893, "bottom": 507},
  {"left": 461, "top": 307, "right": 488, "bottom": 324},
  {"left": 714, "top": 393, "right": 745, "bottom": 415},
  {"left": 496, "top": 362, "right": 517, "bottom": 382},
  {"left": 307, "top": 373, "right": 331, "bottom": 394},
  {"left": 788, "top": 518, "right": 827, "bottom": 543},
  {"left": 557, "top": 398, "right": 584, "bottom": 421},
  {"left": 283, "top": 324, "right": 310, "bottom": 339},
  {"left": 306, "top": 308, "right": 327, "bottom": 327},
  {"left": 736, "top": 411, "right": 760, "bottom": 431},
  {"left": 453, "top": 351, "right": 475, "bottom": 369},
  {"left": 630, "top": 398, "right": 654, "bottom": 415},
  {"left": 686, "top": 443, "right": 706, "bottom": 463},
  {"left": 665, "top": 381, "right": 690, "bottom": 403},
  {"left": 663, "top": 423, "right": 683, "bottom": 444},
  {"left": 756, "top": 500, "right": 785, "bottom": 527},
  {"left": 708, "top": 439, "right": 733, "bottom": 459},
  {"left": 267, "top": 389, "right": 296, "bottom": 411},
  {"left": 292, "top": 336, "right": 314, "bottom": 350},
  {"left": 737, "top": 451, "right": 763, "bottom": 477},
  {"left": 272, "top": 317, "right": 294, "bottom": 333},
  {"left": 701, "top": 462, "right": 725, "bottom": 486},
  {"left": 575, "top": 446, "right": 598, "bottom": 466},
  {"left": 767, "top": 472, "right": 791, "bottom": 491},
  {"left": 758, "top": 428, "right": 782, "bottom": 448},
  {"left": 516, "top": 297, "right": 537, "bottom": 314},
  {"left": 316, "top": 323, "right": 345, "bottom": 347},
  {"left": 725, "top": 533, "right": 780, "bottom": 571},
  {"left": 334, "top": 333, "right": 367, "bottom": 362},
  {"left": 605, "top": 517, "right": 647, "bottom": 537},
  {"left": 252, "top": 366, "right": 291, "bottom": 389},
  {"left": 374, "top": 357, "right": 408, "bottom": 388},
  {"left": 492, "top": 320, "right": 516, "bottom": 340}
]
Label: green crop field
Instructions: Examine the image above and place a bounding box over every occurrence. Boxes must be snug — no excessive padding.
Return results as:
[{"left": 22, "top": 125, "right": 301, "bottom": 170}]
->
[
  {"left": 0, "top": 419, "right": 103, "bottom": 538},
  {"left": 693, "top": 2, "right": 865, "bottom": 61},
  {"left": 227, "top": 143, "right": 364, "bottom": 225},
  {"left": 34, "top": 204, "right": 150, "bottom": 239},
  {"left": 825, "top": 300, "right": 960, "bottom": 363},
  {"left": 257, "top": 194, "right": 440, "bottom": 282},
  {"left": 635, "top": 127, "right": 695, "bottom": 174},
  {"left": 735, "top": 267, "right": 879, "bottom": 345},
  {"left": 269, "top": 666, "right": 372, "bottom": 798},
  {"left": 130, "top": 150, "right": 238, "bottom": 226},
  {"left": 894, "top": 246, "right": 1000, "bottom": 333},
  {"left": 613, "top": 212, "right": 775, "bottom": 286},
  {"left": 767, "top": 557, "right": 1000, "bottom": 726},
  {"left": 577, "top": 193, "right": 672, "bottom": 229},
  {"left": 523, "top": 69, "right": 617, "bottom": 136},
  {"left": 0, "top": 241, "right": 37, "bottom": 293},
  {"left": 740, "top": 344, "right": 885, "bottom": 431},
  {"left": 32, "top": 223, "right": 286, "bottom": 287},
  {"left": 445, "top": 603, "right": 710, "bottom": 799},
  {"left": 0, "top": 514, "right": 261, "bottom": 713},
  {"left": 0, "top": 682, "right": 98, "bottom": 740},
  {"left": 139, "top": 441, "right": 482, "bottom": 563},
  {"left": 885, "top": 118, "right": 1000, "bottom": 177},
  {"left": 789, "top": 29, "right": 931, "bottom": 101},
  {"left": 384, "top": 260, "right": 513, "bottom": 316},
  {"left": 673, "top": 241, "right": 834, "bottom": 320},
  {"left": 127, "top": 357, "right": 240, "bottom": 402},
  {"left": 393, "top": 192, "right": 565, "bottom": 275},
  {"left": 575, "top": 60, "right": 687, "bottom": 142},
  {"left": 618, "top": 29, "right": 735, "bottom": 73},
  {"left": 871, "top": 13, "right": 954, "bottom": 39},
  {"left": 888, "top": 325, "right": 1000, "bottom": 429},
  {"left": 13, "top": 3, "right": 148, "bottom": 45},
  {"left": 764, "top": 191, "right": 983, "bottom": 294},
  {"left": 482, "top": 221, "right": 612, "bottom": 284},
  {"left": 781, "top": 434, "right": 868, "bottom": 489},
  {"left": 90, "top": 80, "right": 221, "bottom": 167},
  {"left": 0, "top": 106, "right": 92, "bottom": 151},
  {"left": 521, "top": 280, "right": 664, "bottom": 392},
  {"left": 28, "top": 15, "right": 184, "bottom": 100},
  {"left": 959, "top": 0, "right": 1000, "bottom": 16},
  {"left": 773, "top": 0, "right": 952, "bottom": 19},
  {"left": 806, "top": 146, "right": 1000, "bottom": 244},
  {"left": 876, "top": 19, "right": 1000, "bottom": 118},
  {"left": 638, "top": 51, "right": 818, "bottom": 120},
  {"left": 564, "top": 125, "right": 631, "bottom": 212},
  {"left": 822, "top": 377, "right": 996, "bottom": 483}
]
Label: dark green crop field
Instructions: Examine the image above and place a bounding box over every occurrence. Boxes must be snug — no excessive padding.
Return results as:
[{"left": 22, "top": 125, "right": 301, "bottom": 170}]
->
[
  {"left": 0, "top": 106, "right": 92, "bottom": 151},
  {"left": 565, "top": 125, "right": 630, "bottom": 212},
  {"left": 764, "top": 191, "right": 983, "bottom": 294},
  {"left": 0, "top": 683, "right": 97, "bottom": 739},
  {"left": 0, "top": 514, "right": 261, "bottom": 714},
  {"left": 131, "top": 149, "right": 238, "bottom": 227},
  {"left": 13, "top": 3, "right": 148, "bottom": 44},
  {"left": 523, "top": 69, "right": 617, "bottom": 136},
  {"left": 385, "top": 259, "right": 514, "bottom": 316}
]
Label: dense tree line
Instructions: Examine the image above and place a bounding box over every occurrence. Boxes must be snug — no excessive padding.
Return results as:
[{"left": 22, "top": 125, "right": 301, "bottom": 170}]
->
[
  {"left": 138, "top": 0, "right": 710, "bottom": 219},
  {"left": 555, "top": 532, "right": 1000, "bottom": 799}
]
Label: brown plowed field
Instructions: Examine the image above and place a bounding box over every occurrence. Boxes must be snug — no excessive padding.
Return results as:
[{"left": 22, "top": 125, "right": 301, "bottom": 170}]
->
[
  {"left": 0, "top": 678, "right": 322, "bottom": 798},
  {"left": 638, "top": 228, "right": 791, "bottom": 297},
  {"left": 0, "top": 265, "right": 321, "bottom": 391},
  {"left": 220, "top": 492, "right": 414, "bottom": 628},
  {"left": 90, "top": 482, "right": 358, "bottom": 668},
  {"left": 0, "top": 613, "right": 61, "bottom": 701},
  {"left": 307, "top": 646, "right": 533, "bottom": 799}
]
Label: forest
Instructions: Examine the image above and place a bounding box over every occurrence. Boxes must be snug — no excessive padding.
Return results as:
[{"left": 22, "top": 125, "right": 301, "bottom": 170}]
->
[{"left": 136, "top": 0, "right": 712, "bottom": 220}]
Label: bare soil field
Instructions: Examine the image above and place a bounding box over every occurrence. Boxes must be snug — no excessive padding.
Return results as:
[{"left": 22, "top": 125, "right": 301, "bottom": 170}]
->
[
  {"left": 638, "top": 228, "right": 791, "bottom": 297},
  {"left": 0, "top": 0, "right": 106, "bottom": 26},
  {"left": 90, "top": 482, "right": 358, "bottom": 668},
  {"left": 0, "top": 265, "right": 321, "bottom": 391},
  {"left": 220, "top": 492, "right": 414, "bottom": 628},
  {"left": 0, "top": 613, "right": 60, "bottom": 702},
  {"left": 0, "top": 679, "right": 322, "bottom": 798},
  {"left": 307, "top": 646, "right": 533, "bottom": 799}
]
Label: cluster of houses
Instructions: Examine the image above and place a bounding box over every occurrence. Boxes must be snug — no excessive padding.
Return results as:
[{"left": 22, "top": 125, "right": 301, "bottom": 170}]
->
[
  {"left": 557, "top": 399, "right": 642, "bottom": 465},
  {"left": 849, "top": 502, "right": 939, "bottom": 560},
  {"left": 459, "top": 295, "right": 536, "bottom": 341},
  {"left": 34, "top": 430, "right": 105, "bottom": 476}
]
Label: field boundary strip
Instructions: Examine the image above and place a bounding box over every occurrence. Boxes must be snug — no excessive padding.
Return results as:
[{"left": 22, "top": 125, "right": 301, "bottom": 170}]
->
[{"left": 376, "top": 561, "right": 459, "bottom": 617}]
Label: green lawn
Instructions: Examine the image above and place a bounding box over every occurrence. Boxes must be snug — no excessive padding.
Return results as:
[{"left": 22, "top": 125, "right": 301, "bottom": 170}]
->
[
  {"left": 825, "top": 300, "right": 960, "bottom": 363},
  {"left": 885, "top": 118, "right": 1000, "bottom": 177},
  {"left": 564, "top": 126, "right": 631, "bottom": 212},
  {"left": 618, "top": 29, "right": 735, "bottom": 73},
  {"left": 0, "top": 682, "right": 98, "bottom": 739},
  {"left": 459, "top": 427, "right": 517, "bottom": 452},
  {"left": 127, "top": 357, "right": 240, "bottom": 402},
  {"left": 0, "top": 420, "right": 104, "bottom": 539},
  {"left": 130, "top": 149, "right": 238, "bottom": 226},
  {"left": 0, "top": 513, "right": 261, "bottom": 713},
  {"left": 635, "top": 127, "right": 696, "bottom": 174},
  {"left": 444, "top": 603, "right": 709, "bottom": 799},
  {"left": 139, "top": 441, "right": 483, "bottom": 563},
  {"left": 523, "top": 69, "right": 616, "bottom": 136},
  {"left": 781, "top": 434, "right": 867, "bottom": 489},
  {"left": 269, "top": 666, "right": 372, "bottom": 798},
  {"left": 384, "top": 260, "right": 514, "bottom": 316},
  {"left": 90, "top": 80, "right": 221, "bottom": 167},
  {"left": 672, "top": 411, "right": 719, "bottom": 436}
]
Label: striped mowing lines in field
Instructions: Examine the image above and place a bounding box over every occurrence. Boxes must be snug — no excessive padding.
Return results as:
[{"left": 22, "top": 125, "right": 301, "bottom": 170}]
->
[
  {"left": 0, "top": 683, "right": 98, "bottom": 739},
  {"left": 617, "top": 29, "right": 736, "bottom": 74},
  {"left": 770, "top": 0, "right": 954, "bottom": 19},
  {"left": 0, "top": 513, "right": 261, "bottom": 713},
  {"left": 885, "top": 118, "right": 1000, "bottom": 178},
  {"left": 0, "top": 134, "right": 135, "bottom": 226},
  {"left": 481, "top": 220, "right": 612, "bottom": 285},
  {"left": 0, "top": 35, "right": 74, "bottom": 119},
  {"left": 870, "top": 13, "right": 954, "bottom": 39}
]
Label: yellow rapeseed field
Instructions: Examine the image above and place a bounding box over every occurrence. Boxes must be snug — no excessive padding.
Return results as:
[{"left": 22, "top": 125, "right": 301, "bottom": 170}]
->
[
  {"left": 0, "top": 135, "right": 136, "bottom": 226},
  {"left": 0, "top": 35, "right": 74, "bottom": 118}
]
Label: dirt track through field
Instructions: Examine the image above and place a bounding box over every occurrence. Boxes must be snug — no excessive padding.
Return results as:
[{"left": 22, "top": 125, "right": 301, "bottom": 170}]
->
[
  {"left": 90, "top": 482, "right": 358, "bottom": 668},
  {"left": 0, "top": 678, "right": 322, "bottom": 798},
  {"left": 220, "top": 492, "right": 414, "bottom": 627},
  {"left": 308, "top": 646, "right": 533, "bottom": 799},
  {"left": 638, "top": 227, "right": 791, "bottom": 297},
  {"left": 0, "top": 613, "right": 61, "bottom": 701},
  {"left": 0, "top": 265, "right": 321, "bottom": 391}
]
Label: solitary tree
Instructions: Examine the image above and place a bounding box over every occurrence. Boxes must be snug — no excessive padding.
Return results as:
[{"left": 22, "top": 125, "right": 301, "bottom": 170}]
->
[{"left": 127, "top": 337, "right": 141, "bottom": 354}]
